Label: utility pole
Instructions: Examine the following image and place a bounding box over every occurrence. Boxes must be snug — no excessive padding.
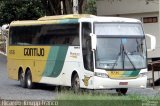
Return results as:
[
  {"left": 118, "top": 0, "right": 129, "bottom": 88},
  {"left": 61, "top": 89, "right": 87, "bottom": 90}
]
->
[
  {"left": 73, "top": 0, "right": 79, "bottom": 14},
  {"left": 61, "top": 0, "right": 64, "bottom": 14}
]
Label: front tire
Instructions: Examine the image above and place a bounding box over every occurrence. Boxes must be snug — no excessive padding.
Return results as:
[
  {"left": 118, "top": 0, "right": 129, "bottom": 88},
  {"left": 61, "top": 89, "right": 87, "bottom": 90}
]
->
[
  {"left": 72, "top": 74, "right": 80, "bottom": 93},
  {"left": 26, "top": 70, "right": 34, "bottom": 89}
]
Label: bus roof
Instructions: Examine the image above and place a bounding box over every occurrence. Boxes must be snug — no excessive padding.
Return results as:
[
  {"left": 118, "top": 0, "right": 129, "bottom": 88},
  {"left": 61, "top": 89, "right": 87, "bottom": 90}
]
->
[
  {"left": 79, "top": 16, "right": 141, "bottom": 23},
  {"left": 10, "top": 14, "right": 93, "bottom": 26},
  {"left": 38, "top": 14, "right": 94, "bottom": 21},
  {"left": 10, "top": 14, "right": 141, "bottom": 27},
  {"left": 10, "top": 19, "right": 79, "bottom": 26}
]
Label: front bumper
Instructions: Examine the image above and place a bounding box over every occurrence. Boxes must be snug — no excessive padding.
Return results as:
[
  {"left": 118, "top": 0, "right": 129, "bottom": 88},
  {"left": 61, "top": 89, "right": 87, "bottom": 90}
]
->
[{"left": 93, "top": 76, "right": 147, "bottom": 89}]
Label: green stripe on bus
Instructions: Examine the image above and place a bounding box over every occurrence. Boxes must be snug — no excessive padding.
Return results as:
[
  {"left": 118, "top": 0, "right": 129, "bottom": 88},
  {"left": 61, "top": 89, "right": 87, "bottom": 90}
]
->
[
  {"left": 59, "top": 19, "right": 78, "bottom": 24},
  {"left": 129, "top": 70, "right": 140, "bottom": 77},
  {"left": 122, "top": 70, "right": 140, "bottom": 77},
  {"left": 124, "top": 71, "right": 133, "bottom": 77},
  {"left": 43, "top": 46, "right": 68, "bottom": 77}
]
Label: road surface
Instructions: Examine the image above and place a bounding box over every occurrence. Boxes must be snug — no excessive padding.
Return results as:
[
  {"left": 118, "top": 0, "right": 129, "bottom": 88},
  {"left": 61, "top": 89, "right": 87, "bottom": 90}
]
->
[
  {"left": 0, "top": 54, "right": 57, "bottom": 100},
  {"left": 0, "top": 54, "right": 159, "bottom": 100}
]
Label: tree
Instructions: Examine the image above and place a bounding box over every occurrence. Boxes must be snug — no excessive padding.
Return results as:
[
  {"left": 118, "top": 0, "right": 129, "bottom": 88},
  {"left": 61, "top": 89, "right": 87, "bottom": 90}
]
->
[
  {"left": 0, "top": 0, "right": 97, "bottom": 25},
  {"left": 42, "top": 0, "right": 85, "bottom": 15},
  {"left": 0, "top": 0, "right": 45, "bottom": 25},
  {"left": 84, "top": 0, "right": 97, "bottom": 15}
]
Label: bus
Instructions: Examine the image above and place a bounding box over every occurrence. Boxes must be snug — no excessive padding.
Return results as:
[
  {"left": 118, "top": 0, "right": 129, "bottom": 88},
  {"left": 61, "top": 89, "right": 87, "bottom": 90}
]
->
[{"left": 7, "top": 14, "right": 156, "bottom": 94}]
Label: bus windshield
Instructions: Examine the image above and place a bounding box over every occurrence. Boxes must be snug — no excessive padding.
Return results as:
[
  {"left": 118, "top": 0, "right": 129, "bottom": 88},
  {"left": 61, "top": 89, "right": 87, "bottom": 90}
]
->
[{"left": 94, "top": 23, "right": 147, "bottom": 70}]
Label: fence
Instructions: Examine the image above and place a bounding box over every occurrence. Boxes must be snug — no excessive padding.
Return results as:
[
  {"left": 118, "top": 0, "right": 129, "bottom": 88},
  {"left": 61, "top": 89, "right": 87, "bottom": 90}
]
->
[{"left": 148, "top": 61, "right": 160, "bottom": 89}]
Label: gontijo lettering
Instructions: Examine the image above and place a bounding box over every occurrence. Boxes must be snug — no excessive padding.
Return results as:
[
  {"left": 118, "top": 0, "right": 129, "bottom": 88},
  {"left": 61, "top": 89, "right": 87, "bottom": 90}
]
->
[{"left": 24, "top": 48, "right": 44, "bottom": 56}]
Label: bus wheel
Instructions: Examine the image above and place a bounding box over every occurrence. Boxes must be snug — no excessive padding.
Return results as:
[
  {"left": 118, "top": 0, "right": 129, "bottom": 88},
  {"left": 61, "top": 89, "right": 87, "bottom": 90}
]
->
[
  {"left": 26, "top": 70, "right": 34, "bottom": 89},
  {"left": 19, "top": 71, "right": 26, "bottom": 88},
  {"left": 72, "top": 74, "right": 80, "bottom": 93},
  {"left": 116, "top": 88, "right": 128, "bottom": 95}
]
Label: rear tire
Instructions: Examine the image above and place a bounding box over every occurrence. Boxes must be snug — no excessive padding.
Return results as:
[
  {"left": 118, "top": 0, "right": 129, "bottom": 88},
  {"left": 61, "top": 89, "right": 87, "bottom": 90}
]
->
[
  {"left": 19, "top": 71, "right": 26, "bottom": 88},
  {"left": 26, "top": 70, "right": 34, "bottom": 89},
  {"left": 116, "top": 88, "right": 128, "bottom": 95},
  {"left": 72, "top": 74, "right": 80, "bottom": 93}
]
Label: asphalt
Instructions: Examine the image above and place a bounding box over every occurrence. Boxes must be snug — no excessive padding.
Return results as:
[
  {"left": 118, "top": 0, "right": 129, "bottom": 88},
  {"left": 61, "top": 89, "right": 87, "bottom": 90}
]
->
[
  {"left": 0, "top": 54, "right": 58, "bottom": 100},
  {"left": 0, "top": 54, "right": 160, "bottom": 100}
]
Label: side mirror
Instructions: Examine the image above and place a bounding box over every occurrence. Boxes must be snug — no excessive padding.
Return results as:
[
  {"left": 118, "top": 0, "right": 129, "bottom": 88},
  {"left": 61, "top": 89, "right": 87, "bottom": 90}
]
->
[
  {"left": 145, "top": 34, "right": 156, "bottom": 51},
  {"left": 90, "top": 33, "right": 97, "bottom": 50}
]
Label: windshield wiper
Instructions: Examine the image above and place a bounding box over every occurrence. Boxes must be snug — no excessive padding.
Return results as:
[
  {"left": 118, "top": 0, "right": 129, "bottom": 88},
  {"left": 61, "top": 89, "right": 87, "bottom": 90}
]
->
[
  {"left": 111, "top": 52, "right": 121, "bottom": 70},
  {"left": 112, "top": 39, "right": 137, "bottom": 70},
  {"left": 123, "top": 48, "right": 137, "bottom": 70},
  {"left": 111, "top": 43, "right": 123, "bottom": 70}
]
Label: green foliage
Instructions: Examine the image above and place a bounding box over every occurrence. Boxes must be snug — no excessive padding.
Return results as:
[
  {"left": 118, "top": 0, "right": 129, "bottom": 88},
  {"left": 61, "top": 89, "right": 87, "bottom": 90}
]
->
[
  {"left": 0, "top": 0, "right": 45, "bottom": 25},
  {"left": 84, "top": 0, "right": 97, "bottom": 15}
]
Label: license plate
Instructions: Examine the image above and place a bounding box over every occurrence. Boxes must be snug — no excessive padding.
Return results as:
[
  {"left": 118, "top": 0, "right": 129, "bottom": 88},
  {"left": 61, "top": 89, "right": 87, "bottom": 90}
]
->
[{"left": 119, "top": 82, "right": 128, "bottom": 85}]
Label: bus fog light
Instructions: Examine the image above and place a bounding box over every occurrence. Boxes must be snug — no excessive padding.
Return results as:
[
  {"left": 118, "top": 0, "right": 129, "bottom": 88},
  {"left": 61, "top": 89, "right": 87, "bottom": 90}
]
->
[{"left": 94, "top": 72, "right": 109, "bottom": 78}]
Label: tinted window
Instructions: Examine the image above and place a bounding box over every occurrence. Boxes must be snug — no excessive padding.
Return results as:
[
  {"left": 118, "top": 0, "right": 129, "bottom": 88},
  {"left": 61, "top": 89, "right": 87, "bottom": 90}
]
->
[
  {"left": 9, "top": 24, "right": 79, "bottom": 46},
  {"left": 81, "top": 22, "right": 93, "bottom": 71}
]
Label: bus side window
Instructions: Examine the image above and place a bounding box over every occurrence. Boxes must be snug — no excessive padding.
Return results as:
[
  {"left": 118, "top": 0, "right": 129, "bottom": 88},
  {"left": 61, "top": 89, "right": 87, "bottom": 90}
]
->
[
  {"left": 63, "top": 37, "right": 70, "bottom": 44},
  {"left": 82, "top": 23, "right": 93, "bottom": 71},
  {"left": 49, "top": 38, "right": 55, "bottom": 44},
  {"left": 36, "top": 24, "right": 79, "bottom": 46}
]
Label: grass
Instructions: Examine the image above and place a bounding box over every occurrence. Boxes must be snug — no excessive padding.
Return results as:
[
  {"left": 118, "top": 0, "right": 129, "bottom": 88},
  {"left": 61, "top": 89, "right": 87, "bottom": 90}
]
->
[{"left": 55, "top": 89, "right": 160, "bottom": 106}]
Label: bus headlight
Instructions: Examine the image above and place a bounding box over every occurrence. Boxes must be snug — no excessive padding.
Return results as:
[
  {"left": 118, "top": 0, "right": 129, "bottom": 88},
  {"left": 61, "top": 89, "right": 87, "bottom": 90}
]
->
[
  {"left": 94, "top": 72, "right": 109, "bottom": 78},
  {"left": 138, "top": 72, "right": 147, "bottom": 77}
]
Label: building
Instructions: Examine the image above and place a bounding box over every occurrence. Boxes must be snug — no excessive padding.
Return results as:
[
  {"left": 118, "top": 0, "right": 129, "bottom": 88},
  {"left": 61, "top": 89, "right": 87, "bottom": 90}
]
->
[{"left": 96, "top": 0, "right": 159, "bottom": 60}]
